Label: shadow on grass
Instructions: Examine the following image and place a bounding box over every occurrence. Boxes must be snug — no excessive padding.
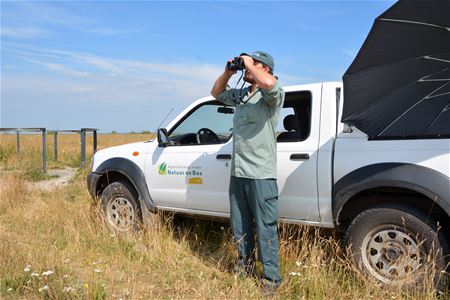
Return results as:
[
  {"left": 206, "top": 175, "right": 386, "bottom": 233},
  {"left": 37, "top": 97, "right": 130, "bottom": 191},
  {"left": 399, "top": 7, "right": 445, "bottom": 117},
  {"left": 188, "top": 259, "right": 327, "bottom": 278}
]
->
[
  {"left": 169, "top": 215, "right": 236, "bottom": 273},
  {"left": 164, "top": 214, "right": 342, "bottom": 277}
]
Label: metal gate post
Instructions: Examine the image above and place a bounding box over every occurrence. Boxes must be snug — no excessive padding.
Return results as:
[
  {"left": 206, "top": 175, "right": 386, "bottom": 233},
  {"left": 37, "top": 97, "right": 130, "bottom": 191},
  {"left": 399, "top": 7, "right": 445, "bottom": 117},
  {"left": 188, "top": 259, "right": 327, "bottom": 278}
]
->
[
  {"left": 93, "top": 130, "right": 98, "bottom": 153},
  {"left": 54, "top": 131, "right": 58, "bottom": 161},
  {"left": 80, "top": 129, "right": 86, "bottom": 168},
  {"left": 16, "top": 131, "right": 20, "bottom": 158},
  {"left": 42, "top": 128, "right": 47, "bottom": 174}
]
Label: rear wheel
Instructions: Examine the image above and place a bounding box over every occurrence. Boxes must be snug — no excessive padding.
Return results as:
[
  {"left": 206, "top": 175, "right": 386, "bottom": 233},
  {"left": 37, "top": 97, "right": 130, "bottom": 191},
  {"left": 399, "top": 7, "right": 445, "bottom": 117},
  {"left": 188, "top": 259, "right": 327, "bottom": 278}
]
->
[
  {"left": 100, "top": 181, "right": 142, "bottom": 232},
  {"left": 345, "top": 204, "right": 448, "bottom": 289}
]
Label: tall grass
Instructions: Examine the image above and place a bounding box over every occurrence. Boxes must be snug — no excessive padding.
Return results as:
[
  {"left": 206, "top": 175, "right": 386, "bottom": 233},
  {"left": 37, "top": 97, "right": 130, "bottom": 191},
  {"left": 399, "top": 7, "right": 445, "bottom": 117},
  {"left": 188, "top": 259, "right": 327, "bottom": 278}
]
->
[{"left": 0, "top": 134, "right": 448, "bottom": 299}]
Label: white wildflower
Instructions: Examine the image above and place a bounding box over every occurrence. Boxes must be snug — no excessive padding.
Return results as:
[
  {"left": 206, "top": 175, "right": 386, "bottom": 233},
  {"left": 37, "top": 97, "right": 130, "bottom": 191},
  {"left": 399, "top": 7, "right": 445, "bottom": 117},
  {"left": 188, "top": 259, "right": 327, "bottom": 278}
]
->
[
  {"left": 63, "top": 286, "right": 76, "bottom": 293},
  {"left": 63, "top": 274, "right": 69, "bottom": 279},
  {"left": 7, "top": 288, "right": 13, "bottom": 292},
  {"left": 41, "top": 270, "right": 54, "bottom": 277},
  {"left": 295, "top": 261, "right": 302, "bottom": 267},
  {"left": 24, "top": 266, "right": 31, "bottom": 272},
  {"left": 38, "top": 285, "right": 49, "bottom": 292},
  {"left": 220, "top": 226, "right": 224, "bottom": 231},
  {"left": 289, "top": 272, "right": 301, "bottom": 276},
  {"left": 31, "top": 272, "right": 40, "bottom": 277},
  {"left": 94, "top": 269, "right": 102, "bottom": 273}
]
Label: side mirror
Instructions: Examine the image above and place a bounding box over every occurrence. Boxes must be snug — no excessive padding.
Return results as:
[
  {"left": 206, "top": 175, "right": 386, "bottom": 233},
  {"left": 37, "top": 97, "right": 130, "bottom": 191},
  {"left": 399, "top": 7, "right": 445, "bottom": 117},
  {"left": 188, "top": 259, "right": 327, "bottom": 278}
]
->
[
  {"left": 157, "top": 128, "right": 171, "bottom": 147},
  {"left": 218, "top": 106, "right": 234, "bottom": 114}
]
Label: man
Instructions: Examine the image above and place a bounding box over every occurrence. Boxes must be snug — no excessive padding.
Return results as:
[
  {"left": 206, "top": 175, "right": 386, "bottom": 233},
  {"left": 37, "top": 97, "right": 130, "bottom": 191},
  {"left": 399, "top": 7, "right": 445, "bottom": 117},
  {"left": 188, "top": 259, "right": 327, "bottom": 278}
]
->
[{"left": 211, "top": 51, "right": 285, "bottom": 291}]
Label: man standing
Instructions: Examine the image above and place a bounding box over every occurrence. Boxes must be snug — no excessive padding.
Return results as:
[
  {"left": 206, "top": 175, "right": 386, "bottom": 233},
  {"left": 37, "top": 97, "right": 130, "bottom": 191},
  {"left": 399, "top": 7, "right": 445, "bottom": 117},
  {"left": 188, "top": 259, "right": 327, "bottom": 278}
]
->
[{"left": 211, "top": 51, "right": 285, "bottom": 291}]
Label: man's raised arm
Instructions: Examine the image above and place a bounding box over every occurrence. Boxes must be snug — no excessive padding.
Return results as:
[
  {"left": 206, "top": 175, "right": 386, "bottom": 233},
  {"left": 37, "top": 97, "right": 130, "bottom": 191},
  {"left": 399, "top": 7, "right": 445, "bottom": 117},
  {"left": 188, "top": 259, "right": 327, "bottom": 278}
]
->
[{"left": 211, "top": 60, "right": 236, "bottom": 98}]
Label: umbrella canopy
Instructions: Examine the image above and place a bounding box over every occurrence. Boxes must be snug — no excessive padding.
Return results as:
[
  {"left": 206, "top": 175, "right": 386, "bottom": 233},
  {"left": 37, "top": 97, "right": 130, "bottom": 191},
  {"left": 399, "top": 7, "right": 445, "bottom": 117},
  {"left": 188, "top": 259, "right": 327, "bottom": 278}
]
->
[{"left": 342, "top": 0, "right": 450, "bottom": 139}]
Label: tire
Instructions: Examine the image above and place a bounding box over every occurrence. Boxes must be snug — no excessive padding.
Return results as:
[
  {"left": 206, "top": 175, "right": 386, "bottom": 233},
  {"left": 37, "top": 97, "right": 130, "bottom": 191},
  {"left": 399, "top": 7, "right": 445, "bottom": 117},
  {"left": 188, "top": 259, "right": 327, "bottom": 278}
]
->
[
  {"left": 100, "top": 181, "right": 142, "bottom": 232},
  {"left": 344, "top": 203, "right": 448, "bottom": 290}
]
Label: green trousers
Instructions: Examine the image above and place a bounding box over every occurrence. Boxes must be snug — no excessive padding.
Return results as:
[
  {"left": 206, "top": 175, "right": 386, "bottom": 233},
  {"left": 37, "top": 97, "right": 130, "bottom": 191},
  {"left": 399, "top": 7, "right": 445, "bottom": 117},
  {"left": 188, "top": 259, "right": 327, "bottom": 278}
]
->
[{"left": 229, "top": 176, "right": 282, "bottom": 284}]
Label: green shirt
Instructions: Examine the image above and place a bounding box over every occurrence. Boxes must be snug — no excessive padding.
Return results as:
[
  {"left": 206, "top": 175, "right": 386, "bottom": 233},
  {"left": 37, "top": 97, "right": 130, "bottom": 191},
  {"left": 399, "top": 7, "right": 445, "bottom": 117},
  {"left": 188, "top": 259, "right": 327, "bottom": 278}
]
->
[{"left": 216, "top": 82, "right": 285, "bottom": 179}]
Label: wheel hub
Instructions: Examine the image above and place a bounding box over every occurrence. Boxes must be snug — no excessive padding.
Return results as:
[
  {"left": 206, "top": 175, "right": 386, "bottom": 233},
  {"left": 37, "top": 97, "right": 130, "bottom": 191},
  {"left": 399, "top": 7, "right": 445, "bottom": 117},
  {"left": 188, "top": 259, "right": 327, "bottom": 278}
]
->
[
  {"left": 381, "top": 242, "right": 405, "bottom": 263},
  {"left": 106, "top": 197, "right": 135, "bottom": 231},
  {"left": 362, "top": 228, "right": 421, "bottom": 284}
]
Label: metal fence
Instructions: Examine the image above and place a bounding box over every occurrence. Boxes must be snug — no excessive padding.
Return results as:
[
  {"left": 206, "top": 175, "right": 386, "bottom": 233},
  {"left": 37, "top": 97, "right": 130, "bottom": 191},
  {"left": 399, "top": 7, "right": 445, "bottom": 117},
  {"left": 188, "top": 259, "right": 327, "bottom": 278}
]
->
[{"left": 0, "top": 127, "right": 98, "bottom": 173}]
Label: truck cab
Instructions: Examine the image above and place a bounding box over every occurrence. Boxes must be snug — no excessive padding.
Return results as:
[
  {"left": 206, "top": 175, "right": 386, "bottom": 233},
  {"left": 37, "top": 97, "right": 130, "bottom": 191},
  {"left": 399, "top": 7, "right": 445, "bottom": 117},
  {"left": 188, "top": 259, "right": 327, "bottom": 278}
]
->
[{"left": 90, "top": 82, "right": 342, "bottom": 225}]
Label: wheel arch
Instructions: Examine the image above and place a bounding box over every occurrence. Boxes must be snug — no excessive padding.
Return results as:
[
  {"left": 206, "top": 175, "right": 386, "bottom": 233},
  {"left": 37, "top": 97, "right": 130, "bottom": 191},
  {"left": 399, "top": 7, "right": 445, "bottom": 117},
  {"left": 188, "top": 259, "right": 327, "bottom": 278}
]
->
[
  {"left": 333, "top": 163, "right": 450, "bottom": 231},
  {"left": 93, "top": 157, "right": 156, "bottom": 213}
]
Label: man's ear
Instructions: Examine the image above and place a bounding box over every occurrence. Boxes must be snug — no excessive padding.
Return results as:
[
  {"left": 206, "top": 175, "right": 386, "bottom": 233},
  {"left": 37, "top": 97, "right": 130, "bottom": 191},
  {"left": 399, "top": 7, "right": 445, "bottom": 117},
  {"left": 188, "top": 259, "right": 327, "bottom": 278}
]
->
[{"left": 264, "top": 65, "right": 274, "bottom": 75}]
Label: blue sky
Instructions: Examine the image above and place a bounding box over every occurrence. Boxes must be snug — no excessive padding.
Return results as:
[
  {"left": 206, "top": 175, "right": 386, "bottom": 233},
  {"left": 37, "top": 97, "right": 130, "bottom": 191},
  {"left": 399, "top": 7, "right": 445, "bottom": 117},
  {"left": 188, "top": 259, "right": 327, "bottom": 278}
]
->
[{"left": 1, "top": 0, "right": 394, "bottom": 133}]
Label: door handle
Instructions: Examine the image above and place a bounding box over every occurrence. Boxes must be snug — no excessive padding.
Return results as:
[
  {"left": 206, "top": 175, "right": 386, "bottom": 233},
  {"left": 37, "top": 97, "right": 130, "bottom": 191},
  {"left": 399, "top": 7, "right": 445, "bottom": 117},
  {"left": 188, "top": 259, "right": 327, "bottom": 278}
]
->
[
  {"left": 216, "top": 154, "right": 232, "bottom": 160},
  {"left": 290, "top": 153, "right": 309, "bottom": 160}
]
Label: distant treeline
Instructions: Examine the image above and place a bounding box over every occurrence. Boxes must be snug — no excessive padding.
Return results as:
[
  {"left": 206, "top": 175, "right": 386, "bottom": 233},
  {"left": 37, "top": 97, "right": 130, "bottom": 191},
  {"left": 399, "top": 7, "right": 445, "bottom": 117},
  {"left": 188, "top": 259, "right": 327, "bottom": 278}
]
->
[{"left": 110, "top": 130, "right": 152, "bottom": 134}]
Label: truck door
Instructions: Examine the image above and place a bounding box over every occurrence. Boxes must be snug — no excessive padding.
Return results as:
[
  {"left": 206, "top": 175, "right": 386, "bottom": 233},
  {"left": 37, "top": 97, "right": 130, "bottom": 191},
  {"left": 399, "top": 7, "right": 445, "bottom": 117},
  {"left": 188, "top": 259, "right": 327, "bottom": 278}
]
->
[
  {"left": 276, "top": 86, "right": 321, "bottom": 222},
  {"left": 147, "top": 101, "right": 233, "bottom": 213}
]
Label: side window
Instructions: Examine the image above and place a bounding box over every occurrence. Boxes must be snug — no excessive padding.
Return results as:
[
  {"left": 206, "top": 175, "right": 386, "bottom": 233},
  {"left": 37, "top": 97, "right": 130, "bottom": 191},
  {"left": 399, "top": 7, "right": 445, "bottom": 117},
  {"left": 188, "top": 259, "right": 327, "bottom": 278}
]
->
[
  {"left": 276, "top": 107, "right": 295, "bottom": 135},
  {"left": 169, "top": 101, "right": 234, "bottom": 145},
  {"left": 277, "top": 91, "right": 312, "bottom": 142}
]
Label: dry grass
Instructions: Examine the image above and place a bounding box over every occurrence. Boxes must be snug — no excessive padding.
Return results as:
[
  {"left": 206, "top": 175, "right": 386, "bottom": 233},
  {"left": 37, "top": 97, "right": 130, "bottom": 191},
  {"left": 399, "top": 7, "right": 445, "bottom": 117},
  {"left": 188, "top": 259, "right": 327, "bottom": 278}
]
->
[
  {"left": 0, "top": 133, "right": 152, "bottom": 176},
  {"left": 0, "top": 133, "right": 448, "bottom": 299}
]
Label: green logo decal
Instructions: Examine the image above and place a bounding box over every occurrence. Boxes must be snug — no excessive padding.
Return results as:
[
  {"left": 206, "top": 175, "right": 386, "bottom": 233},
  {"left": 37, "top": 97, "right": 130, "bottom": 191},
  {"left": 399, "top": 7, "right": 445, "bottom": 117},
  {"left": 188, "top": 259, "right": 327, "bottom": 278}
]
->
[{"left": 158, "top": 162, "right": 167, "bottom": 175}]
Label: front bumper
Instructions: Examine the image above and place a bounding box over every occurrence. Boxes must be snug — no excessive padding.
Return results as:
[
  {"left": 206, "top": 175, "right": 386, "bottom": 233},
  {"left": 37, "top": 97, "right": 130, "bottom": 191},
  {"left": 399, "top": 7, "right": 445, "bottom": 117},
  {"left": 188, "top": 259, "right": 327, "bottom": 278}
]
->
[{"left": 87, "top": 172, "right": 101, "bottom": 199}]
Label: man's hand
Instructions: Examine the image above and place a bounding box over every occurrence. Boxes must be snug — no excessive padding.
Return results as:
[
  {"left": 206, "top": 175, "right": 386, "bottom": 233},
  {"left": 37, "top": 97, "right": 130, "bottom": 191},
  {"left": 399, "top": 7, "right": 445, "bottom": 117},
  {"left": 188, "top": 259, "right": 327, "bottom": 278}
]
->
[
  {"left": 240, "top": 55, "right": 255, "bottom": 70},
  {"left": 211, "top": 59, "right": 237, "bottom": 98},
  {"left": 225, "top": 59, "right": 238, "bottom": 76}
]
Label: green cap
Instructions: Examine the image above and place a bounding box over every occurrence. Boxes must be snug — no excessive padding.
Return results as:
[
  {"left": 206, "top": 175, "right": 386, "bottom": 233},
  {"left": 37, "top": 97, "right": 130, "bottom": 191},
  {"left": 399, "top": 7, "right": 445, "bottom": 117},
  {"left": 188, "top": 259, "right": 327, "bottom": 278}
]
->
[{"left": 241, "top": 51, "right": 275, "bottom": 73}]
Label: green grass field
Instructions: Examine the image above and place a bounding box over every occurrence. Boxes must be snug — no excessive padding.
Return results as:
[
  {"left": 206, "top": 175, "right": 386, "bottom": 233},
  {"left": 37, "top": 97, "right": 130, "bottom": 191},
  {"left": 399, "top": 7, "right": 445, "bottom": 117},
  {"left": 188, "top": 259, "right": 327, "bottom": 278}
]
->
[{"left": 0, "top": 133, "right": 448, "bottom": 299}]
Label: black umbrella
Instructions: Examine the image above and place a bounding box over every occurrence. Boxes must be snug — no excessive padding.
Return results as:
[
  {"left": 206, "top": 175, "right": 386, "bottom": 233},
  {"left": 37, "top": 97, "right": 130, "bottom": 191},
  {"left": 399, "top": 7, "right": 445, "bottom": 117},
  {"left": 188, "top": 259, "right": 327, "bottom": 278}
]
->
[{"left": 342, "top": 0, "right": 450, "bottom": 140}]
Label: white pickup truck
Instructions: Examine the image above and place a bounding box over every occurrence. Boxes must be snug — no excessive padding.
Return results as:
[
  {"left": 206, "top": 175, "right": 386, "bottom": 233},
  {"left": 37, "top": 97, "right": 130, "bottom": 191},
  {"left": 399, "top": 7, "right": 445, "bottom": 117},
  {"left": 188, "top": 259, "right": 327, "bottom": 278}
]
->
[{"left": 87, "top": 82, "right": 449, "bottom": 288}]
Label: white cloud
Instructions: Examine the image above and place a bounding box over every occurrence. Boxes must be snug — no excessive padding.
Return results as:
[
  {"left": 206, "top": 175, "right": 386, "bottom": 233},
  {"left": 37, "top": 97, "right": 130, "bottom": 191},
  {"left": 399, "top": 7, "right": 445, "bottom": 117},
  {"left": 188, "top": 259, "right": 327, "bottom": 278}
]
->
[
  {"left": 277, "top": 73, "right": 315, "bottom": 86},
  {"left": 3, "top": 43, "right": 221, "bottom": 92},
  {"left": 1, "top": 27, "right": 49, "bottom": 39},
  {"left": 45, "top": 50, "right": 222, "bottom": 83},
  {"left": 2, "top": 43, "right": 220, "bottom": 110},
  {"left": 40, "top": 62, "right": 90, "bottom": 77},
  {"left": 2, "top": 2, "right": 136, "bottom": 40},
  {"left": 11, "top": 1, "right": 92, "bottom": 26},
  {"left": 3, "top": 42, "right": 316, "bottom": 110},
  {"left": 70, "top": 86, "right": 95, "bottom": 93},
  {"left": 82, "top": 27, "right": 137, "bottom": 36}
]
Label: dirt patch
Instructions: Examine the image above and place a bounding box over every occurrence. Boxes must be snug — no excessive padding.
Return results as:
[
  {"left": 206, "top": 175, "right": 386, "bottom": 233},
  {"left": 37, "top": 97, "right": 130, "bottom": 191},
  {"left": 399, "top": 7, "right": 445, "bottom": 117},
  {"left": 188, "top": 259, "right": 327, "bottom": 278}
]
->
[{"left": 29, "top": 168, "right": 77, "bottom": 191}]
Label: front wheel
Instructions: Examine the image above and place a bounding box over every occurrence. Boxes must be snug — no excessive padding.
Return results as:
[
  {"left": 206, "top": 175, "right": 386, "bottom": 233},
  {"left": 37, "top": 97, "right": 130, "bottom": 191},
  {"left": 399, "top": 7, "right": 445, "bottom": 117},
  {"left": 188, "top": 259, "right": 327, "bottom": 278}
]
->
[
  {"left": 100, "top": 181, "right": 142, "bottom": 232},
  {"left": 345, "top": 204, "right": 448, "bottom": 290}
]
